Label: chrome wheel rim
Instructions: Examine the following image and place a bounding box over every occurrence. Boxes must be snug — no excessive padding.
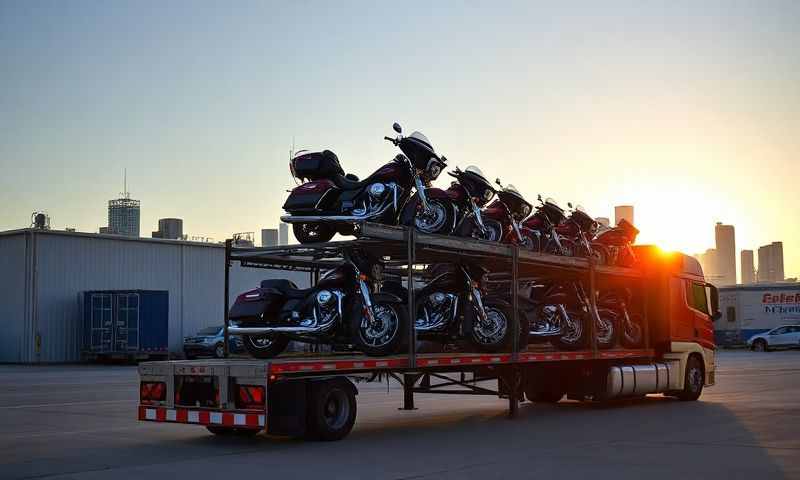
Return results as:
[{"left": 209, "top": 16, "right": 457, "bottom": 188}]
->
[
  {"left": 472, "top": 306, "right": 508, "bottom": 345},
  {"left": 625, "top": 316, "right": 643, "bottom": 344},
  {"left": 247, "top": 335, "right": 274, "bottom": 350},
  {"left": 360, "top": 303, "right": 399, "bottom": 347},
  {"left": 473, "top": 224, "right": 501, "bottom": 242},
  {"left": 532, "top": 305, "right": 561, "bottom": 335},
  {"left": 596, "top": 314, "right": 615, "bottom": 345},
  {"left": 559, "top": 309, "right": 583, "bottom": 344},
  {"left": 415, "top": 201, "right": 448, "bottom": 233},
  {"left": 688, "top": 366, "right": 703, "bottom": 392}
]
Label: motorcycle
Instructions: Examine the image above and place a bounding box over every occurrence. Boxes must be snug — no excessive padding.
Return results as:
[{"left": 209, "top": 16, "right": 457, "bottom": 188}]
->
[
  {"left": 594, "top": 218, "right": 639, "bottom": 267},
  {"left": 598, "top": 288, "right": 643, "bottom": 348},
  {"left": 556, "top": 204, "right": 609, "bottom": 265},
  {"left": 280, "top": 122, "right": 448, "bottom": 243},
  {"left": 400, "top": 164, "right": 497, "bottom": 239},
  {"left": 476, "top": 179, "right": 534, "bottom": 246},
  {"left": 411, "top": 263, "right": 525, "bottom": 352},
  {"left": 528, "top": 280, "right": 616, "bottom": 350},
  {"left": 521, "top": 196, "right": 573, "bottom": 255},
  {"left": 227, "top": 251, "right": 408, "bottom": 358}
]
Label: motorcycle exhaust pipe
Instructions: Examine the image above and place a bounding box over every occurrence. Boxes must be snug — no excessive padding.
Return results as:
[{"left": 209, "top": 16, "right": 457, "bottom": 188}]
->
[{"left": 228, "top": 324, "right": 332, "bottom": 335}]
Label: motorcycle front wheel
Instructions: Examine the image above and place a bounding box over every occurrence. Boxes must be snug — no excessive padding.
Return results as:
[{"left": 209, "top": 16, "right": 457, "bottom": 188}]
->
[
  {"left": 595, "top": 308, "right": 617, "bottom": 349},
  {"left": 293, "top": 223, "right": 336, "bottom": 244},
  {"left": 350, "top": 300, "right": 408, "bottom": 356},
  {"left": 621, "top": 312, "right": 644, "bottom": 348},
  {"left": 411, "top": 199, "right": 455, "bottom": 235},
  {"left": 456, "top": 215, "right": 503, "bottom": 242},
  {"left": 243, "top": 334, "right": 290, "bottom": 359},
  {"left": 552, "top": 307, "right": 587, "bottom": 351},
  {"left": 464, "top": 301, "right": 524, "bottom": 352}
]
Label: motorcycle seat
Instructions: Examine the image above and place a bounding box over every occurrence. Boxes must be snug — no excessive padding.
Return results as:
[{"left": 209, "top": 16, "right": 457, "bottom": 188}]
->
[
  {"left": 259, "top": 279, "right": 315, "bottom": 299},
  {"left": 330, "top": 170, "right": 386, "bottom": 190}
]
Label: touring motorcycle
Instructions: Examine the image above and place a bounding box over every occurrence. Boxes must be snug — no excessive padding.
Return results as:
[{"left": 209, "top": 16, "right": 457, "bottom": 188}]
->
[
  {"left": 392, "top": 263, "right": 526, "bottom": 352},
  {"left": 556, "top": 204, "right": 608, "bottom": 264},
  {"left": 521, "top": 196, "right": 573, "bottom": 255},
  {"left": 594, "top": 218, "right": 639, "bottom": 267},
  {"left": 227, "top": 251, "right": 408, "bottom": 358},
  {"left": 280, "top": 123, "right": 448, "bottom": 243},
  {"left": 598, "top": 288, "right": 643, "bottom": 347},
  {"left": 474, "top": 179, "right": 533, "bottom": 245}
]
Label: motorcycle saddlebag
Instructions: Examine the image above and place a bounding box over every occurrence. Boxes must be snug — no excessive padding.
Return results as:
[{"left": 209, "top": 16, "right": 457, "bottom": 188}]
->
[
  {"left": 282, "top": 179, "right": 337, "bottom": 213},
  {"left": 229, "top": 287, "right": 286, "bottom": 321},
  {"left": 291, "top": 150, "right": 344, "bottom": 181}
]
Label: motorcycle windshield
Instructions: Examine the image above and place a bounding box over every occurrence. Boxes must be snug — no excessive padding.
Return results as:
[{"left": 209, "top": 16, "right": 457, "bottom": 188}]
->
[
  {"left": 409, "top": 131, "right": 435, "bottom": 153},
  {"left": 545, "top": 198, "right": 563, "bottom": 212},
  {"left": 465, "top": 165, "right": 489, "bottom": 182}
]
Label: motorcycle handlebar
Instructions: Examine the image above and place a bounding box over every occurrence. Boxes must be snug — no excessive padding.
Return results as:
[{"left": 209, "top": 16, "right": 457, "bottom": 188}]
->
[{"left": 384, "top": 136, "right": 398, "bottom": 145}]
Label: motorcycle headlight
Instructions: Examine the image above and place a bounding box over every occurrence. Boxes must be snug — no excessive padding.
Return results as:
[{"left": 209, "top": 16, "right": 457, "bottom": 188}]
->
[
  {"left": 521, "top": 204, "right": 531, "bottom": 217},
  {"left": 482, "top": 189, "right": 493, "bottom": 203},
  {"left": 428, "top": 162, "right": 442, "bottom": 180}
]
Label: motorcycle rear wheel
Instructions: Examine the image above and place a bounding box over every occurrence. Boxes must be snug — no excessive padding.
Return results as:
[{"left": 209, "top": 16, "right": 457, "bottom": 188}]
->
[
  {"left": 243, "top": 334, "right": 290, "bottom": 359},
  {"left": 293, "top": 223, "right": 335, "bottom": 244}
]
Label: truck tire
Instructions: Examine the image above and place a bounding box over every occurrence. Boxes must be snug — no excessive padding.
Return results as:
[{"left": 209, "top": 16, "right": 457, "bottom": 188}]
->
[
  {"left": 525, "top": 387, "right": 564, "bottom": 403},
  {"left": 676, "top": 355, "right": 704, "bottom": 401},
  {"left": 306, "top": 380, "right": 357, "bottom": 441},
  {"left": 243, "top": 334, "right": 290, "bottom": 359},
  {"left": 206, "top": 426, "right": 260, "bottom": 436}
]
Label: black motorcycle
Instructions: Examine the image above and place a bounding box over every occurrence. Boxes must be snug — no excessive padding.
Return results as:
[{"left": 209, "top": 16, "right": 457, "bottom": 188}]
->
[
  {"left": 227, "top": 252, "right": 408, "bottom": 358},
  {"left": 280, "top": 123, "right": 448, "bottom": 243},
  {"left": 598, "top": 288, "right": 643, "bottom": 348}
]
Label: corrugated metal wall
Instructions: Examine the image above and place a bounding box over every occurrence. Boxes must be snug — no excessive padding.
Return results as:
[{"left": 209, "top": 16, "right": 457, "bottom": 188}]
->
[
  {"left": 1, "top": 230, "right": 308, "bottom": 362},
  {"left": 0, "top": 234, "right": 30, "bottom": 362}
]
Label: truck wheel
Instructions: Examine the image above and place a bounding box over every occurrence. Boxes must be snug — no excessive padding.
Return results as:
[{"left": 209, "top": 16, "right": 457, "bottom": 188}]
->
[
  {"left": 243, "top": 334, "right": 290, "bottom": 359},
  {"left": 752, "top": 339, "right": 768, "bottom": 352},
  {"left": 306, "top": 380, "right": 357, "bottom": 441},
  {"left": 206, "top": 426, "right": 260, "bottom": 436},
  {"left": 293, "top": 223, "right": 335, "bottom": 244},
  {"left": 676, "top": 355, "right": 704, "bottom": 401}
]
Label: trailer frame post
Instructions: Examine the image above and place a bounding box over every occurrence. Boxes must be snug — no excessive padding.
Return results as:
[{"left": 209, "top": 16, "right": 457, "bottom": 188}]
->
[
  {"left": 643, "top": 271, "right": 651, "bottom": 351},
  {"left": 507, "top": 366, "right": 521, "bottom": 418},
  {"left": 406, "top": 227, "right": 416, "bottom": 369},
  {"left": 223, "top": 239, "right": 232, "bottom": 358},
  {"left": 401, "top": 373, "right": 418, "bottom": 410},
  {"left": 511, "top": 247, "right": 520, "bottom": 362},
  {"left": 588, "top": 256, "right": 598, "bottom": 358}
]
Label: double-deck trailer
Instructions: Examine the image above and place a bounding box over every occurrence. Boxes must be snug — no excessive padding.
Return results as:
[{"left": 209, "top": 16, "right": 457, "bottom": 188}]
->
[{"left": 138, "top": 223, "right": 718, "bottom": 440}]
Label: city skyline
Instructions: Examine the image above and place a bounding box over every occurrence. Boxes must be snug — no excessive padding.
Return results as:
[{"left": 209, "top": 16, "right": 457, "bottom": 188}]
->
[{"left": 1, "top": 2, "right": 798, "bottom": 276}]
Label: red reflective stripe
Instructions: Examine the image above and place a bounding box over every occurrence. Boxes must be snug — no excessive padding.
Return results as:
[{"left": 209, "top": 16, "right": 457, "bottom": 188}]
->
[
  {"left": 222, "top": 413, "right": 235, "bottom": 426},
  {"left": 198, "top": 411, "right": 210, "bottom": 425},
  {"left": 156, "top": 408, "right": 166, "bottom": 421},
  {"left": 176, "top": 409, "right": 188, "bottom": 423},
  {"left": 246, "top": 414, "right": 258, "bottom": 427},
  {"left": 138, "top": 406, "right": 147, "bottom": 420}
]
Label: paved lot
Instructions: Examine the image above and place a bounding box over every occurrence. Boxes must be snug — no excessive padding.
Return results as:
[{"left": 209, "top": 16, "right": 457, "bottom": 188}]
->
[{"left": 0, "top": 350, "right": 798, "bottom": 480}]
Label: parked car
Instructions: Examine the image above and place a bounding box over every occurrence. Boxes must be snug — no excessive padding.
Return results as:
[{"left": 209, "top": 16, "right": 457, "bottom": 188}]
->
[
  {"left": 183, "top": 326, "right": 244, "bottom": 359},
  {"left": 747, "top": 325, "right": 800, "bottom": 352}
]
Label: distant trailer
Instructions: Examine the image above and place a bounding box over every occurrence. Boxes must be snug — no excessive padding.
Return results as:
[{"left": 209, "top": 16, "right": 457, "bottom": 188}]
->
[
  {"left": 716, "top": 283, "right": 800, "bottom": 346},
  {"left": 83, "top": 290, "right": 169, "bottom": 360}
]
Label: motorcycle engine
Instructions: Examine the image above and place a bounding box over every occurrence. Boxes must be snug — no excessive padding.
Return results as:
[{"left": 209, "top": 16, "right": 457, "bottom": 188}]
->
[
  {"left": 368, "top": 183, "right": 387, "bottom": 200},
  {"left": 417, "top": 292, "right": 456, "bottom": 331}
]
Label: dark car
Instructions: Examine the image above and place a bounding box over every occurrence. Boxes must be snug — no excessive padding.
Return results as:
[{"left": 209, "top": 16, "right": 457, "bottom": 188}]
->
[{"left": 183, "top": 326, "right": 244, "bottom": 359}]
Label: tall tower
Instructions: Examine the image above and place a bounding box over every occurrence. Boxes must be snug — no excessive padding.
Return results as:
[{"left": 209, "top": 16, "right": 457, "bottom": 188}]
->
[
  {"left": 714, "top": 223, "right": 736, "bottom": 286},
  {"left": 279, "top": 222, "right": 289, "bottom": 245},
  {"left": 758, "top": 242, "right": 785, "bottom": 282},
  {"left": 261, "top": 228, "right": 279, "bottom": 247},
  {"left": 614, "top": 205, "right": 634, "bottom": 226},
  {"left": 740, "top": 250, "right": 755, "bottom": 284},
  {"left": 107, "top": 171, "right": 140, "bottom": 237}
]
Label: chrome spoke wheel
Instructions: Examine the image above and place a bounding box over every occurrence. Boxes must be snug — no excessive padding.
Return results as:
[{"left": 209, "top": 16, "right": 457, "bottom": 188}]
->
[
  {"left": 359, "top": 304, "right": 400, "bottom": 348},
  {"left": 471, "top": 306, "right": 508, "bottom": 345},
  {"left": 415, "top": 201, "right": 448, "bottom": 233},
  {"left": 559, "top": 309, "right": 583, "bottom": 345}
]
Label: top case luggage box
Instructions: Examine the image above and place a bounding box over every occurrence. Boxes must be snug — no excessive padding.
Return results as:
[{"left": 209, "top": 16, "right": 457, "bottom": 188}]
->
[{"left": 291, "top": 150, "right": 344, "bottom": 181}]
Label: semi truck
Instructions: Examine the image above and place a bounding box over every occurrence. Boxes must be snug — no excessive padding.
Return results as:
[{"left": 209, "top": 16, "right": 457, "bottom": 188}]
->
[{"left": 138, "top": 223, "right": 719, "bottom": 441}]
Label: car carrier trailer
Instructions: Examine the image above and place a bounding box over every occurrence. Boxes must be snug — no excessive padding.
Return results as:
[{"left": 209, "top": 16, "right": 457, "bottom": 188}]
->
[{"left": 138, "top": 223, "right": 719, "bottom": 440}]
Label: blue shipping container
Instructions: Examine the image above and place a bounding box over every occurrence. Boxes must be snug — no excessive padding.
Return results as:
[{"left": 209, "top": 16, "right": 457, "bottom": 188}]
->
[{"left": 83, "top": 290, "right": 169, "bottom": 357}]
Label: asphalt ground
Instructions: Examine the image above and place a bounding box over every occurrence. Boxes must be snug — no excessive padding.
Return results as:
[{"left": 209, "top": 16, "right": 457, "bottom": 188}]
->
[{"left": 0, "top": 350, "right": 798, "bottom": 479}]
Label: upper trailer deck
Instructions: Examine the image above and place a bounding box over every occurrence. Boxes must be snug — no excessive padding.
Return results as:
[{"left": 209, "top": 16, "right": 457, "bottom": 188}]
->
[{"left": 230, "top": 222, "right": 644, "bottom": 281}]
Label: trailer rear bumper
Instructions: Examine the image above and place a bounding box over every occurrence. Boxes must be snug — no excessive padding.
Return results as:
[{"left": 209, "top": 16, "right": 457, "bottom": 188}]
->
[{"left": 138, "top": 406, "right": 265, "bottom": 429}]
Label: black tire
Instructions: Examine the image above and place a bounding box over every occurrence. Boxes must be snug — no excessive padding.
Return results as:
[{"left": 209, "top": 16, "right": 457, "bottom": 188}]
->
[
  {"left": 456, "top": 215, "right": 503, "bottom": 242},
  {"left": 525, "top": 388, "right": 564, "bottom": 403},
  {"left": 350, "top": 300, "right": 408, "bottom": 356},
  {"left": 408, "top": 199, "right": 455, "bottom": 235},
  {"left": 752, "top": 339, "right": 768, "bottom": 352},
  {"left": 306, "top": 380, "right": 357, "bottom": 441},
  {"left": 293, "top": 223, "right": 335, "bottom": 244},
  {"left": 620, "top": 312, "right": 644, "bottom": 348},
  {"left": 213, "top": 343, "right": 225, "bottom": 359},
  {"left": 553, "top": 308, "right": 588, "bottom": 351},
  {"left": 595, "top": 308, "right": 617, "bottom": 350},
  {"left": 206, "top": 426, "right": 260, "bottom": 436},
  {"left": 464, "top": 301, "right": 525, "bottom": 352},
  {"left": 243, "top": 334, "right": 290, "bottom": 359},
  {"left": 676, "top": 355, "right": 705, "bottom": 401}
]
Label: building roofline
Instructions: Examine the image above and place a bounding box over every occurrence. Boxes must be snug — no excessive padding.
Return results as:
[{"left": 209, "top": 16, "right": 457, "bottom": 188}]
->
[
  {"left": 719, "top": 283, "right": 800, "bottom": 292},
  {"left": 0, "top": 228, "right": 225, "bottom": 248}
]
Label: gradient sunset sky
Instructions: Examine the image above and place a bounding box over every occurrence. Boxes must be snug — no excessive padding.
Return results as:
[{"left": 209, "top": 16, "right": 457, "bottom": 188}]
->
[{"left": 1, "top": 1, "right": 798, "bottom": 278}]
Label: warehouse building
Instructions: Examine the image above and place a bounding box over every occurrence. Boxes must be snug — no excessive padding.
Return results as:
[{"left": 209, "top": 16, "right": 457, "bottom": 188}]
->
[
  {"left": 716, "top": 282, "right": 800, "bottom": 346},
  {"left": 0, "top": 229, "right": 308, "bottom": 363}
]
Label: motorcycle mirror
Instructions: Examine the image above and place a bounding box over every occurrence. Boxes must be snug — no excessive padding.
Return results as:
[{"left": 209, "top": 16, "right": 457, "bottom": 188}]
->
[
  {"left": 567, "top": 202, "right": 573, "bottom": 209},
  {"left": 392, "top": 122, "right": 402, "bottom": 134},
  {"left": 495, "top": 178, "right": 502, "bottom": 185},
  {"left": 537, "top": 194, "right": 542, "bottom": 201}
]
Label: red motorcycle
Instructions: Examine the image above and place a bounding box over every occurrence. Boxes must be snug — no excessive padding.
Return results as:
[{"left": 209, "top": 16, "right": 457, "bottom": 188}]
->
[
  {"left": 521, "top": 196, "right": 572, "bottom": 255},
  {"left": 457, "top": 179, "right": 533, "bottom": 245},
  {"left": 593, "top": 218, "right": 639, "bottom": 267},
  {"left": 555, "top": 204, "right": 608, "bottom": 265}
]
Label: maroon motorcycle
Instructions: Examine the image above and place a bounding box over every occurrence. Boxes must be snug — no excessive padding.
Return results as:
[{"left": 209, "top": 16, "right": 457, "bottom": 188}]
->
[
  {"left": 555, "top": 204, "right": 608, "bottom": 265},
  {"left": 280, "top": 123, "right": 448, "bottom": 243},
  {"left": 594, "top": 218, "right": 640, "bottom": 267},
  {"left": 521, "top": 196, "right": 573, "bottom": 255}
]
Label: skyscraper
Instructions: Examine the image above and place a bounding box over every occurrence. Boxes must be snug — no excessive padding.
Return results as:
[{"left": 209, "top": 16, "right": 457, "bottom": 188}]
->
[
  {"left": 106, "top": 172, "right": 140, "bottom": 237},
  {"left": 741, "top": 250, "right": 755, "bottom": 284},
  {"left": 757, "top": 242, "right": 785, "bottom": 283},
  {"left": 614, "top": 205, "right": 634, "bottom": 226},
  {"left": 279, "top": 222, "right": 289, "bottom": 245},
  {"left": 695, "top": 248, "right": 723, "bottom": 285},
  {"left": 714, "top": 222, "right": 736, "bottom": 286},
  {"left": 261, "top": 228, "right": 279, "bottom": 247}
]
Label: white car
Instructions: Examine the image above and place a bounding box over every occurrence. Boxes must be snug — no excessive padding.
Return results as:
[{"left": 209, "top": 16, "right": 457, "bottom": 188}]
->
[{"left": 747, "top": 325, "right": 800, "bottom": 351}]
